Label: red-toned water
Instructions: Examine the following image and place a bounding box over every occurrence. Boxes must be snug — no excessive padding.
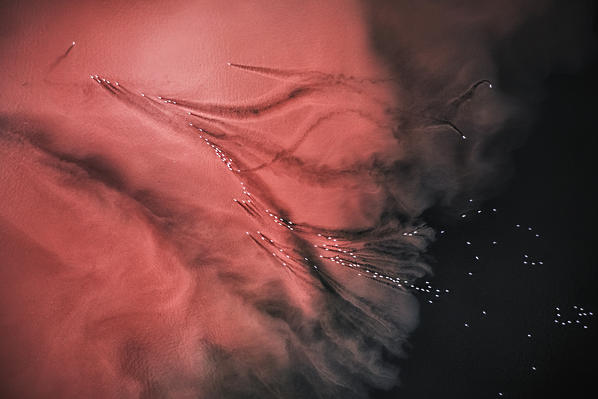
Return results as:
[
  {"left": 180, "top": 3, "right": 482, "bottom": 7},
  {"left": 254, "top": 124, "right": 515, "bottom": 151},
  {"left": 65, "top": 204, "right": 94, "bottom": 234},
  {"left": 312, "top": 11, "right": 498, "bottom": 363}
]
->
[
  {"left": 0, "top": 0, "right": 520, "bottom": 398},
  {"left": 0, "top": 1, "right": 426, "bottom": 397}
]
